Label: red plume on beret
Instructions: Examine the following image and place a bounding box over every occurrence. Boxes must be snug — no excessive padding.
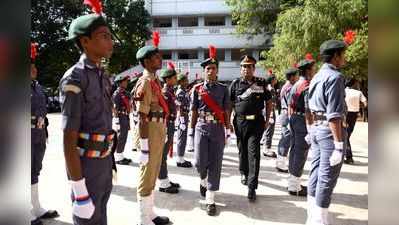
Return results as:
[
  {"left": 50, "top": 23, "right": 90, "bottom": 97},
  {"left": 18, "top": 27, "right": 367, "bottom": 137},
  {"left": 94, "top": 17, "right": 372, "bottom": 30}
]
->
[
  {"left": 31, "top": 42, "right": 38, "bottom": 60},
  {"left": 343, "top": 30, "right": 356, "bottom": 45},
  {"left": 167, "top": 61, "right": 175, "bottom": 70},
  {"left": 293, "top": 63, "right": 298, "bottom": 68},
  {"left": 268, "top": 69, "right": 273, "bottom": 75},
  {"left": 305, "top": 53, "right": 314, "bottom": 61},
  {"left": 83, "top": 0, "right": 103, "bottom": 14},
  {"left": 152, "top": 31, "right": 160, "bottom": 48},
  {"left": 208, "top": 45, "right": 216, "bottom": 59}
]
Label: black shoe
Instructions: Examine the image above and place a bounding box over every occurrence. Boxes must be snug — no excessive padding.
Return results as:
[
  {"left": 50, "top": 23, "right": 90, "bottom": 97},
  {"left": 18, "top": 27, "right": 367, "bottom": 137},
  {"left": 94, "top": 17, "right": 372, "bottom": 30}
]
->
[
  {"left": 31, "top": 218, "right": 43, "bottom": 225},
  {"left": 170, "top": 181, "right": 180, "bottom": 188},
  {"left": 152, "top": 216, "right": 170, "bottom": 225},
  {"left": 241, "top": 175, "right": 248, "bottom": 185},
  {"left": 132, "top": 148, "right": 137, "bottom": 152},
  {"left": 159, "top": 185, "right": 179, "bottom": 194},
  {"left": 276, "top": 167, "right": 289, "bottom": 173},
  {"left": 200, "top": 185, "right": 207, "bottom": 197},
  {"left": 344, "top": 157, "right": 355, "bottom": 164},
  {"left": 206, "top": 203, "right": 217, "bottom": 216},
  {"left": 39, "top": 210, "right": 59, "bottom": 219},
  {"left": 116, "top": 158, "right": 131, "bottom": 165},
  {"left": 187, "top": 149, "right": 194, "bottom": 152},
  {"left": 177, "top": 160, "right": 192, "bottom": 168},
  {"left": 288, "top": 185, "right": 307, "bottom": 196},
  {"left": 263, "top": 151, "right": 277, "bottom": 158},
  {"left": 248, "top": 189, "right": 256, "bottom": 202}
]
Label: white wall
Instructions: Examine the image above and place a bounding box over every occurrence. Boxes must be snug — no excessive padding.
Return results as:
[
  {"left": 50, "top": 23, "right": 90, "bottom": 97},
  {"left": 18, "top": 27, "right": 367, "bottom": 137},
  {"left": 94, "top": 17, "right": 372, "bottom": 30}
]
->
[{"left": 146, "top": 0, "right": 230, "bottom": 16}]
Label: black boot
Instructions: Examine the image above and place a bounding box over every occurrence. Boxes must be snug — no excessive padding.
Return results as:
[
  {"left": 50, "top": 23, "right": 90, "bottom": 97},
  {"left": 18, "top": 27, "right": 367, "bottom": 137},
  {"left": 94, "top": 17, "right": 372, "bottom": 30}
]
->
[
  {"left": 248, "top": 189, "right": 256, "bottom": 202},
  {"left": 159, "top": 185, "right": 179, "bottom": 194},
  {"left": 31, "top": 218, "right": 43, "bottom": 225},
  {"left": 39, "top": 210, "right": 59, "bottom": 219},
  {"left": 288, "top": 185, "right": 307, "bottom": 197},
  {"left": 206, "top": 203, "right": 217, "bottom": 216},
  {"left": 152, "top": 216, "right": 170, "bottom": 225},
  {"left": 177, "top": 160, "right": 192, "bottom": 168},
  {"left": 169, "top": 181, "right": 180, "bottom": 188}
]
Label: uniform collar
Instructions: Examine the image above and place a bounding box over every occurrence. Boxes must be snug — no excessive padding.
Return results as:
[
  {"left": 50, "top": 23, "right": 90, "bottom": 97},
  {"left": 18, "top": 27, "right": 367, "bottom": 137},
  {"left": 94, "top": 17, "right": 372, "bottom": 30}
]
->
[
  {"left": 204, "top": 79, "right": 217, "bottom": 88},
  {"left": 143, "top": 69, "right": 156, "bottom": 80},
  {"left": 240, "top": 76, "right": 254, "bottom": 84},
  {"left": 324, "top": 63, "right": 339, "bottom": 71},
  {"left": 79, "top": 54, "right": 99, "bottom": 70}
]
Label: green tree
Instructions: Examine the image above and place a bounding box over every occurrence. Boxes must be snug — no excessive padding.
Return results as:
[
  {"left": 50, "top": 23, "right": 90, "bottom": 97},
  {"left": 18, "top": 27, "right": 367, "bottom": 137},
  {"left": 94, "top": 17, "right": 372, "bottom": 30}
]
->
[
  {"left": 31, "top": 0, "right": 151, "bottom": 91},
  {"left": 261, "top": 0, "right": 368, "bottom": 81}
]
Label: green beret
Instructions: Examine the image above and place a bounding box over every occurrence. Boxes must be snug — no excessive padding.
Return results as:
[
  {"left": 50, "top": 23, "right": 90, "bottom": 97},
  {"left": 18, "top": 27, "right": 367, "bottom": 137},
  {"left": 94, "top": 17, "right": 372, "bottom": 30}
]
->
[
  {"left": 320, "top": 40, "right": 347, "bottom": 55},
  {"left": 68, "top": 14, "right": 108, "bottom": 41},
  {"left": 285, "top": 68, "right": 298, "bottom": 80},
  {"left": 160, "top": 68, "right": 177, "bottom": 81},
  {"left": 200, "top": 58, "right": 219, "bottom": 68},
  {"left": 114, "top": 74, "right": 129, "bottom": 83},
  {"left": 136, "top": 46, "right": 159, "bottom": 60},
  {"left": 297, "top": 59, "right": 315, "bottom": 70},
  {"left": 177, "top": 74, "right": 187, "bottom": 82}
]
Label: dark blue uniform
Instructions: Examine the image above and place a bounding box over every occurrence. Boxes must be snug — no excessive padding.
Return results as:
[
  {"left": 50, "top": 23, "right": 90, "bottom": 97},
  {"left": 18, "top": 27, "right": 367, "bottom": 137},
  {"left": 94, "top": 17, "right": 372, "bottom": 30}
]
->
[
  {"left": 31, "top": 79, "right": 47, "bottom": 185},
  {"left": 60, "top": 54, "right": 113, "bottom": 225},
  {"left": 191, "top": 81, "right": 230, "bottom": 191},
  {"left": 175, "top": 86, "right": 190, "bottom": 158},
  {"left": 308, "top": 63, "right": 347, "bottom": 208},
  {"left": 229, "top": 77, "right": 271, "bottom": 190},
  {"left": 112, "top": 87, "right": 131, "bottom": 158},
  {"left": 158, "top": 84, "right": 177, "bottom": 181}
]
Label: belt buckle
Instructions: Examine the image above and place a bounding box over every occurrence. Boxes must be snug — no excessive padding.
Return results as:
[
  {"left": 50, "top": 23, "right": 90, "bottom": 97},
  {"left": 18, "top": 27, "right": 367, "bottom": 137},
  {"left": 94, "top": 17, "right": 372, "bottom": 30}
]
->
[
  {"left": 245, "top": 115, "right": 255, "bottom": 120},
  {"left": 206, "top": 115, "right": 214, "bottom": 121}
]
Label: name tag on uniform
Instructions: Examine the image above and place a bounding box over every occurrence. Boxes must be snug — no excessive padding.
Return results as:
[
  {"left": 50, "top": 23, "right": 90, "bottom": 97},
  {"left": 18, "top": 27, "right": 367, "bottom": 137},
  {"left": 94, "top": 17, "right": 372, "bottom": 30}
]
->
[
  {"left": 245, "top": 115, "right": 255, "bottom": 120},
  {"left": 206, "top": 115, "right": 214, "bottom": 121}
]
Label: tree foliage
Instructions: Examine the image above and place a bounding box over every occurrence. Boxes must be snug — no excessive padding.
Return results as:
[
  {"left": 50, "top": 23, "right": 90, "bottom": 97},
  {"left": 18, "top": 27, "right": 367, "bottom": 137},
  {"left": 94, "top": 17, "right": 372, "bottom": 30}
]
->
[
  {"left": 31, "top": 0, "right": 151, "bottom": 91},
  {"left": 226, "top": 0, "right": 368, "bottom": 81}
]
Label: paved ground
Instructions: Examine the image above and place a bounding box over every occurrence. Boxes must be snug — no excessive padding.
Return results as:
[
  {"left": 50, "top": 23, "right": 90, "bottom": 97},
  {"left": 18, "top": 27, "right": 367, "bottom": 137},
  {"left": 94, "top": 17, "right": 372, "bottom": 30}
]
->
[{"left": 39, "top": 113, "right": 368, "bottom": 225}]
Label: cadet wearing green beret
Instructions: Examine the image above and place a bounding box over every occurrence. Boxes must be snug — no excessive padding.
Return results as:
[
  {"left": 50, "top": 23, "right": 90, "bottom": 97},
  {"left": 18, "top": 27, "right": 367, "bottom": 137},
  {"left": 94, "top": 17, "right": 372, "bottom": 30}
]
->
[{"left": 60, "top": 2, "right": 115, "bottom": 225}]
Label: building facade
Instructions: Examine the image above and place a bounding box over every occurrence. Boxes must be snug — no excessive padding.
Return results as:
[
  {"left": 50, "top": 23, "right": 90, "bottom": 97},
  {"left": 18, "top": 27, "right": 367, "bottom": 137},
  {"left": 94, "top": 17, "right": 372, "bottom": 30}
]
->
[{"left": 121, "top": 0, "right": 271, "bottom": 82}]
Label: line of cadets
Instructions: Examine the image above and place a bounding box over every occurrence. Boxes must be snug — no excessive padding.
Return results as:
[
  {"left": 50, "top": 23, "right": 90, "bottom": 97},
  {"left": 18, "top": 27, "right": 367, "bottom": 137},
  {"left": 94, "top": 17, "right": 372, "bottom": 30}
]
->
[{"left": 31, "top": 1, "right": 353, "bottom": 225}]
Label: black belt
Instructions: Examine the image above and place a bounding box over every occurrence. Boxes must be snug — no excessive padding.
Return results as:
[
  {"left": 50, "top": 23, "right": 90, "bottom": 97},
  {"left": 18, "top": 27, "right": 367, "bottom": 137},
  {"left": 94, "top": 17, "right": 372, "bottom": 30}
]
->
[
  {"left": 117, "top": 110, "right": 129, "bottom": 115},
  {"left": 236, "top": 114, "right": 262, "bottom": 121},
  {"left": 293, "top": 111, "right": 305, "bottom": 116}
]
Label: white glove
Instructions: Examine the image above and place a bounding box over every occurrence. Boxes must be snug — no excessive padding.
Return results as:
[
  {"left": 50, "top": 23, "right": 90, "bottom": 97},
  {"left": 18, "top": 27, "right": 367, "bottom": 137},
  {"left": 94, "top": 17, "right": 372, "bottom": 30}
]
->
[
  {"left": 329, "top": 141, "right": 344, "bottom": 166},
  {"left": 138, "top": 139, "right": 149, "bottom": 166},
  {"left": 71, "top": 178, "right": 95, "bottom": 219},
  {"left": 179, "top": 123, "right": 186, "bottom": 130},
  {"left": 225, "top": 128, "right": 231, "bottom": 140},
  {"left": 304, "top": 134, "right": 311, "bottom": 145},
  {"left": 112, "top": 117, "right": 120, "bottom": 130},
  {"left": 269, "top": 118, "right": 274, "bottom": 124}
]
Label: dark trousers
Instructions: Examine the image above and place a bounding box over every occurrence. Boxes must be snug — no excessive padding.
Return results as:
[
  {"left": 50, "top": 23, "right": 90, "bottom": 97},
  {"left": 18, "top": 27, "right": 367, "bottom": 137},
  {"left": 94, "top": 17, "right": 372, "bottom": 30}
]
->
[
  {"left": 263, "top": 110, "right": 276, "bottom": 148},
  {"left": 116, "top": 115, "right": 129, "bottom": 154},
  {"left": 234, "top": 116, "right": 265, "bottom": 190},
  {"left": 31, "top": 129, "right": 46, "bottom": 185},
  {"left": 72, "top": 155, "right": 113, "bottom": 225},
  {"left": 176, "top": 115, "right": 188, "bottom": 157},
  {"left": 194, "top": 122, "right": 225, "bottom": 191},
  {"left": 159, "top": 120, "right": 175, "bottom": 180},
  {"left": 289, "top": 114, "right": 309, "bottom": 177},
  {"left": 345, "top": 112, "right": 358, "bottom": 159}
]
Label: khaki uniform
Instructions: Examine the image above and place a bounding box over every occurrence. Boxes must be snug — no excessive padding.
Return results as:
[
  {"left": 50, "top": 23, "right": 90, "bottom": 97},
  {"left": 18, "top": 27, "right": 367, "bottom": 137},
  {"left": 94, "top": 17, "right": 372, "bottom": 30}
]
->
[{"left": 135, "top": 69, "right": 166, "bottom": 197}]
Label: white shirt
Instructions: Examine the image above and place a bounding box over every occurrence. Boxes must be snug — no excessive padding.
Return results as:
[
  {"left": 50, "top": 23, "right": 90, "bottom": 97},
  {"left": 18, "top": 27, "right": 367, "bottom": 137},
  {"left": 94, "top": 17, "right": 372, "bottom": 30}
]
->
[{"left": 345, "top": 87, "right": 367, "bottom": 112}]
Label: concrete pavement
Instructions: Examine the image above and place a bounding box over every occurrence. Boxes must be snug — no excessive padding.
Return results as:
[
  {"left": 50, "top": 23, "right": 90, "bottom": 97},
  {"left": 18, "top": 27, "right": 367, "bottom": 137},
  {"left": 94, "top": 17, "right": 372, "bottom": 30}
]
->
[{"left": 38, "top": 113, "right": 368, "bottom": 225}]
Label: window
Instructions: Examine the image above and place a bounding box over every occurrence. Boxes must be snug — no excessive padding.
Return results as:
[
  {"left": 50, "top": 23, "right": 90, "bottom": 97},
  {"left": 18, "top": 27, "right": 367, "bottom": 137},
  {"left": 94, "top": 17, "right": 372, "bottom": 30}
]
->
[
  {"left": 178, "top": 17, "right": 198, "bottom": 27},
  {"left": 162, "top": 51, "right": 172, "bottom": 60},
  {"left": 231, "top": 49, "right": 252, "bottom": 61},
  {"left": 204, "top": 49, "right": 225, "bottom": 61},
  {"left": 204, "top": 16, "right": 225, "bottom": 26},
  {"left": 178, "top": 50, "right": 197, "bottom": 60},
  {"left": 153, "top": 17, "right": 172, "bottom": 28}
]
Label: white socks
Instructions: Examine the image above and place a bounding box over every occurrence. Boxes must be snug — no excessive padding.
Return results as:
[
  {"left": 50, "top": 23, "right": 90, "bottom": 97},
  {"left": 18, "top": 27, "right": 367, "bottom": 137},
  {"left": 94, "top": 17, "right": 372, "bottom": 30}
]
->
[
  {"left": 287, "top": 174, "right": 302, "bottom": 192},
  {"left": 177, "top": 156, "right": 185, "bottom": 163},
  {"left": 276, "top": 155, "right": 288, "bottom": 170},
  {"left": 158, "top": 178, "right": 171, "bottom": 188},
  {"left": 200, "top": 178, "right": 207, "bottom": 187},
  {"left": 31, "top": 183, "right": 47, "bottom": 218},
  {"left": 205, "top": 191, "right": 215, "bottom": 205},
  {"left": 114, "top": 152, "right": 124, "bottom": 161},
  {"left": 305, "top": 195, "right": 316, "bottom": 225}
]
